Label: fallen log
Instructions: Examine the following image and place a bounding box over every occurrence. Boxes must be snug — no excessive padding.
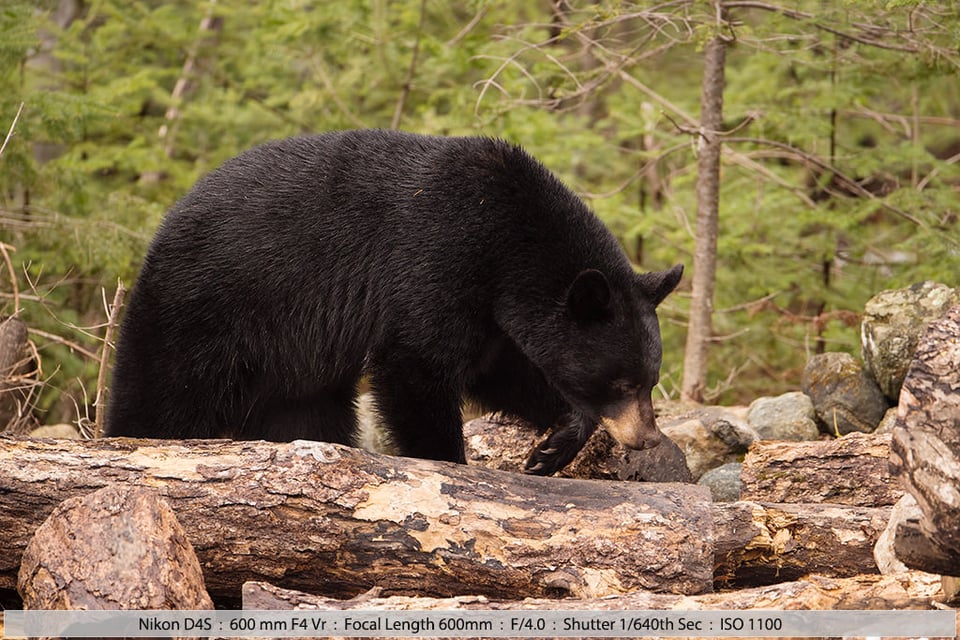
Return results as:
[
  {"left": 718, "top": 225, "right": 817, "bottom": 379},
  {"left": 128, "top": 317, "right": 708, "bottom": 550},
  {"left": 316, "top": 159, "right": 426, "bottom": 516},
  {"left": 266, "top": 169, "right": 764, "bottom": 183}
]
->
[
  {"left": 0, "top": 435, "right": 713, "bottom": 602},
  {"left": 740, "top": 433, "right": 901, "bottom": 506},
  {"left": 18, "top": 485, "right": 213, "bottom": 610},
  {"left": 464, "top": 414, "right": 693, "bottom": 482},
  {"left": 890, "top": 305, "right": 960, "bottom": 576},
  {"left": 243, "top": 571, "right": 944, "bottom": 612},
  {"left": 712, "top": 501, "right": 890, "bottom": 588}
]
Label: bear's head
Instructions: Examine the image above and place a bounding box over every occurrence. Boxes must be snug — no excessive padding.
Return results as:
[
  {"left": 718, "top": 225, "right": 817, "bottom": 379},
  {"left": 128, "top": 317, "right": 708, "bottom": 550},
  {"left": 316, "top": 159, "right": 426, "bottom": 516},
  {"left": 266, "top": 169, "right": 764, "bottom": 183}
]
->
[{"left": 551, "top": 263, "right": 683, "bottom": 451}]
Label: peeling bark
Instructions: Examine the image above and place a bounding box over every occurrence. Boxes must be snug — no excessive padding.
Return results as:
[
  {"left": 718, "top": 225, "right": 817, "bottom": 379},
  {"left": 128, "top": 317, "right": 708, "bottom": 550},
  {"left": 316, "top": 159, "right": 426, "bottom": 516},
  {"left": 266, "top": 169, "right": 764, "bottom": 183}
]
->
[
  {"left": 0, "top": 436, "right": 714, "bottom": 602},
  {"left": 243, "top": 571, "right": 945, "bottom": 616},
  {"left": 741, "top": 433, "right": 902, "bottom": 506},
  {"left": 712, "top": 501, "right": 889, "bottom": 588},
  {"left": 890, "top": 304, "right": 960, "bottom": 576}
]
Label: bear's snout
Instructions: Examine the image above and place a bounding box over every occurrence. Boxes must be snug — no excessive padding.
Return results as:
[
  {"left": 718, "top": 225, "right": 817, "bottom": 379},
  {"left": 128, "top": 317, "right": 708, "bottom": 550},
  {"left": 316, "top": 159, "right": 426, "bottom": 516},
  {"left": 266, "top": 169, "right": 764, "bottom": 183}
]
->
[{"left": 600, "top": 397, "right": 662, "bottom": 450}]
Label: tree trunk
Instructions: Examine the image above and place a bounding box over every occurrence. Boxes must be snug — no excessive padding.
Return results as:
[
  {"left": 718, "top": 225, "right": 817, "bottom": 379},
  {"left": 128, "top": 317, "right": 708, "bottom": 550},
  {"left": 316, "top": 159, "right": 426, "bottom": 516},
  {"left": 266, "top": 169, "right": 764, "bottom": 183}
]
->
[
  {"left": 0, "top": 316, "right": 36, "bottom": 434},
  {"left": 0, "top": 436, "right": 714, "bottom": 602},
  {"left": 740, "top": 432, "right": 902, "bottom": 506},
  {"left": 681, "top": 26, "right": 727, "bottom": 403}
]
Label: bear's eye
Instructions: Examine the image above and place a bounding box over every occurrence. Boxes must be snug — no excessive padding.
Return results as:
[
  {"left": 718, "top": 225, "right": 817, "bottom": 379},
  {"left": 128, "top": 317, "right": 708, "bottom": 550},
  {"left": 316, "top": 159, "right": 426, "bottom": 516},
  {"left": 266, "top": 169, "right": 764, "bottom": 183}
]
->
[{"left": 611, "top": 379, "right": 636, "bottom": 395}]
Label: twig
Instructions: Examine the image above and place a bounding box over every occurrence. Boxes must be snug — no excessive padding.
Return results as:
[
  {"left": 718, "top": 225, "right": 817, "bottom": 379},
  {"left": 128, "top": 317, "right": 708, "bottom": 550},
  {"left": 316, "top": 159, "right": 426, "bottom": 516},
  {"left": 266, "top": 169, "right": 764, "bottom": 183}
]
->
[
  {"left": 391, "top": 0, "right": 428, "bottom": 130},
  {"left": 27, "top": 328, "right": 100, "bottom": 361},
  {"left": 158, "top": 0, "right": 220, "bottom": 158},
  {"left": 446, "top": 6, "right": 488, "bottom": 47},
  {"left": 0, "top": 243, "right": 19, "bottom": 314},
  {"left": 93, "top": 280, "right": 126, "bottom": 438},
  {"left": 0, "top": 102, "right": 25, "bottom": 158}
]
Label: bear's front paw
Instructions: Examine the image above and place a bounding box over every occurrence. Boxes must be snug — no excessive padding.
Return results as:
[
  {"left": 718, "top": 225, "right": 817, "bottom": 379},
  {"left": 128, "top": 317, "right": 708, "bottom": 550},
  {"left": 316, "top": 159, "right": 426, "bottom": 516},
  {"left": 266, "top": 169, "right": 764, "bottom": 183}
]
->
[{"left": 523, "top": 442, "right": 576, "bottom": 476}]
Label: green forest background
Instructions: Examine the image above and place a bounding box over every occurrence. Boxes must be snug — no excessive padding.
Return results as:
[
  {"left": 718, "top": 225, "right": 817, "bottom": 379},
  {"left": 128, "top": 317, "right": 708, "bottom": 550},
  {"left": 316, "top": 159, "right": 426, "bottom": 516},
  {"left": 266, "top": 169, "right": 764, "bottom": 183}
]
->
[{"left": 1, "top": 0, "right": 958, "bottom": 427}]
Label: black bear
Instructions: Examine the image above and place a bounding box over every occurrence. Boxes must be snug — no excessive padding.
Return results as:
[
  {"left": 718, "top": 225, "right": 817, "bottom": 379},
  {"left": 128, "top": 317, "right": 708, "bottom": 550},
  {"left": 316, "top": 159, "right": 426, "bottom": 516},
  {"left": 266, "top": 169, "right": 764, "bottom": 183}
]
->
[{"left": 106, "top": 130, "right": 682, "bottom": 475}]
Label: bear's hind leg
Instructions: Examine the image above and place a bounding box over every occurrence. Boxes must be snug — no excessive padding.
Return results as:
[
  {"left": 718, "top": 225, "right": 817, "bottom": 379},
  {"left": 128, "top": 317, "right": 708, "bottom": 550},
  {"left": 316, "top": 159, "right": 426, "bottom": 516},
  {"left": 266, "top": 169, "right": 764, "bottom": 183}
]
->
[
  {"left": 369, "top": 353, "right": 465, "bottom": 464},
  {"left": 252, "top": 390, "right": 358, "bottom": 445}
]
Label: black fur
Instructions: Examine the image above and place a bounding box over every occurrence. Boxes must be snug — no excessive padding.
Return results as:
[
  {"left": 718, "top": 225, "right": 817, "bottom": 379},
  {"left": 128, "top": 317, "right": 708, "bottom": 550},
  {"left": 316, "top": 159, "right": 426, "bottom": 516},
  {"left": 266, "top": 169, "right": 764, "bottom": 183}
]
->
[{"left": 106, "top": 130, "right": 682, "bottom": 475}]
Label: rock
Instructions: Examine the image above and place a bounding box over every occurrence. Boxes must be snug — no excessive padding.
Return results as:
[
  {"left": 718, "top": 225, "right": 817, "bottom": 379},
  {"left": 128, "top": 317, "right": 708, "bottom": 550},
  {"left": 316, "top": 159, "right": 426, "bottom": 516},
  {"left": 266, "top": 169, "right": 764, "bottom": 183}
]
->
[
  {"left": 659, "top": 407, "right": 757, "bottom": 480},
  {"left": 697, "top": 462, "right": 741, "bottom": 502},
  {"left": 17, "top": 484, "right": 213, "bottom": 610},
  {"left": 746, "top": 391, "right": 819, "bottom": 441},
  {"left": 801, "top": 352, "right": 889, "bottom": 435},
  {"left": 29, "top": 423, "right": 81, "bottom": 439},
  {"left": 889, "top": 303, "right": 960, "bottom": 576},
  {"left": 861, "top": 280, "right": 960, "bottom": 400},
  {"left": 874, "top": 407, "right": 898, "bottom": 435}
]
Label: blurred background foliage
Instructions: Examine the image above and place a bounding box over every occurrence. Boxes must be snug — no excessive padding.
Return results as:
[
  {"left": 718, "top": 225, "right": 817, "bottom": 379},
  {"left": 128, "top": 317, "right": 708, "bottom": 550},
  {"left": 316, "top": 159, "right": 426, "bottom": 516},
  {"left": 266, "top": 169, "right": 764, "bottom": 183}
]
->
[{"left": 1, "top": 0, "right": 958, "bottom": 425}]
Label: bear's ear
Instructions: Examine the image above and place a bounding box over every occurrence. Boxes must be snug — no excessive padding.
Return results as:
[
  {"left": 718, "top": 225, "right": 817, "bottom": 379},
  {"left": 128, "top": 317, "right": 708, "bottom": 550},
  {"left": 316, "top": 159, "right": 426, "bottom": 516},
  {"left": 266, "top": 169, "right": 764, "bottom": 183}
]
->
[
  {"left": 567, "top": 268, "right": 611, "bottom": 324},
  {"left": 640, "top": 263, "right": 684, "bottom": 306}
]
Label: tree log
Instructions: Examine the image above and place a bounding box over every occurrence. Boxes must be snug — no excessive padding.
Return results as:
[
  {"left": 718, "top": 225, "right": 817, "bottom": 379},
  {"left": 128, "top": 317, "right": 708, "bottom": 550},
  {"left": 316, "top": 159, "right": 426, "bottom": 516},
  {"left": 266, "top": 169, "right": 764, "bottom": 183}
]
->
[
  {"left": 0, "top": 435, "right": 714, "bottom": 602},
  {"left": 18, "top": 485, "right": 213, "bottom": 610},
  {"left": 464, "top": 414, "right": 693, "bottom": 483},
  {"left": 242, "top": 571, "right": 945, "bottom": 612},
  {"left": 711, "top": 501, "right": 890, "bottom": 588},
  {"left": 0, "top": 316, "right": 36, "bottom": 434},
  {"left": 890, "top": 304, "right": 960, "bottom": 576},
  {"left": 740, "top": 433, "right": 901, "bottom": 506}
]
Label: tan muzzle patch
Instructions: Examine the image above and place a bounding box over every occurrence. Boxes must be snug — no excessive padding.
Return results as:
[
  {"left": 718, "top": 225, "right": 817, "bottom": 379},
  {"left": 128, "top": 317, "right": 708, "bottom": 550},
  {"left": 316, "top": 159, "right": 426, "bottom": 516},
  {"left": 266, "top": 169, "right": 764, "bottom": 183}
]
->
[{"left": 600, "top": 397, "right": 662, "bottom": 450}]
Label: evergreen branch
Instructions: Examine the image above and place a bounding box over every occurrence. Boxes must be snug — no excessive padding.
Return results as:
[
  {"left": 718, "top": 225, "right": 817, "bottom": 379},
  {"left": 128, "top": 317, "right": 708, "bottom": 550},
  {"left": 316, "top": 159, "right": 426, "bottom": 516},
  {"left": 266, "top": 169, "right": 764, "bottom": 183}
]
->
[
  {"left": 723, "top": 1, "right": 949, "bottom": 56},
  {"left": 725, "top": 137, "right": 928, "bottom": 228}
]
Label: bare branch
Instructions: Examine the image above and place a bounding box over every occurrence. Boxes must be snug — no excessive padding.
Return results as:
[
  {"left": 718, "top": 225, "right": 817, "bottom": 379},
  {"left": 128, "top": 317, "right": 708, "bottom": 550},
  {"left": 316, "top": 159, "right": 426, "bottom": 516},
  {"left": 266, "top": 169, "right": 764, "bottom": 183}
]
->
[
  {"left": 391, "top": 0, "right": 428, "bottom": 130},
  {"left": 0, "top": 102, "right": 25, "bottom": 158},
  {"left": 27, "top": 328, "right": 100, "bottom": 362},
  {"left": 0, "top": 243, "right": 19, "bottom": 315},
  {"left": 93, "top": 280, "right": 125, "bottom": 438}
]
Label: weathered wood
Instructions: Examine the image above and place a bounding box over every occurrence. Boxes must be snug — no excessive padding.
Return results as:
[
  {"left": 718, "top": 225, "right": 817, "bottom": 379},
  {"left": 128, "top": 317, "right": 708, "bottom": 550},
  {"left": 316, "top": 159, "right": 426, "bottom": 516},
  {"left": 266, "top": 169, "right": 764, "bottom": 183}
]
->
[
  {"left": 243, "top": 571, "right": 944, "bottom": 612},
  {"left": 18, "top": 485, "right": 213, "bottom": 610},
  {"left": 0, "top": 435, "right": 714, "bottom": 602},
  {"left": 465, "top": 414, "right": 693, "bottom": 483},
  {"left": 740, "top": 433, "right": 901, "bottom": 506},
  {"left": 890, "top": 304, "right": 960, "bottom": 576},
  {"left": 0, "top": 316, "right": 36, "bottom": 434},
  {"left": 712, "top": 501, "right": 890, "bottom": 588}
]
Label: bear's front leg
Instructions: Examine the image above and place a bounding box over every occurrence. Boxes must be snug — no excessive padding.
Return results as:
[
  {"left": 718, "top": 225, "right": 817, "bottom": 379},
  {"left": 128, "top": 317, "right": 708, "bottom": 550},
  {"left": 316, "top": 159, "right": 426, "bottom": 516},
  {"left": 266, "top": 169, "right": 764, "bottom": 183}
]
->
[{"left": 523, "top": 410, "right": 597, "bottom": 476}]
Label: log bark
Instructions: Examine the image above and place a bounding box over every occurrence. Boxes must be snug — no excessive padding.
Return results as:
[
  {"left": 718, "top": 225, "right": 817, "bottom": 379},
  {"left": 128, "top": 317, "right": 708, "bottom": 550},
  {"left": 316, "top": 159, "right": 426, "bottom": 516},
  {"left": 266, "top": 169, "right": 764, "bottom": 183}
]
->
[
  {"left": 0, "top": 435, "right": 714, "bottom": 602},
  {"left": 740, "top": 432, "right": 902, "bottom": 506},
  {"left": 243, "top": 571, "right": 944, "bottom": 612},
  {"left": 0, "top": 316, "right": 37, "bottom": 434},
  {"left": 711, "top": 501, "right": 890, "bottom": 589},
  {"left": 464, "top": 414, "right": 692, "bottom": 483},
  {"left": 18, "top": 485, "right": 213, "bottom": 610},
  {"left": 890, "top": 304, "right": 960, "bottom": 576}
]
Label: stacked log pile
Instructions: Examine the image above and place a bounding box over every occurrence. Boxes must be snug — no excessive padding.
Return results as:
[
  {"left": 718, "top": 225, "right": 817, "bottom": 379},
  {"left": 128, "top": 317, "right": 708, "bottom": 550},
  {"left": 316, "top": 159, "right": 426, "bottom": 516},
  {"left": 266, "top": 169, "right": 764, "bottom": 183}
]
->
[
  {"left": 0, "top": 431, "right": 949, "bottom": 611},
  {"left": 3, "top": 305, "right": 957, "bottom": 632}
]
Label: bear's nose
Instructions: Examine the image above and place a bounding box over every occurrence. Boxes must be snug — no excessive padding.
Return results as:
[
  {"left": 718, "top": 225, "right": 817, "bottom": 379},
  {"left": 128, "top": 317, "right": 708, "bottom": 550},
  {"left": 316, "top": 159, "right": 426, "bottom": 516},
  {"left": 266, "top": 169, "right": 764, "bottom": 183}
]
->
[{"left": 599, "top": 396, "right": 662, "bottom": 450}]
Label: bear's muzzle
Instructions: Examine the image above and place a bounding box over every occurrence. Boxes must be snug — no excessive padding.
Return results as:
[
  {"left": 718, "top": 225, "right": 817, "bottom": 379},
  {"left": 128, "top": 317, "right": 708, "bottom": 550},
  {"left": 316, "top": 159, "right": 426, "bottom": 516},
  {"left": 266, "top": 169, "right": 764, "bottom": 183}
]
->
[{"left": 600, "top": 396, "right": 662, "bottom": 450}]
